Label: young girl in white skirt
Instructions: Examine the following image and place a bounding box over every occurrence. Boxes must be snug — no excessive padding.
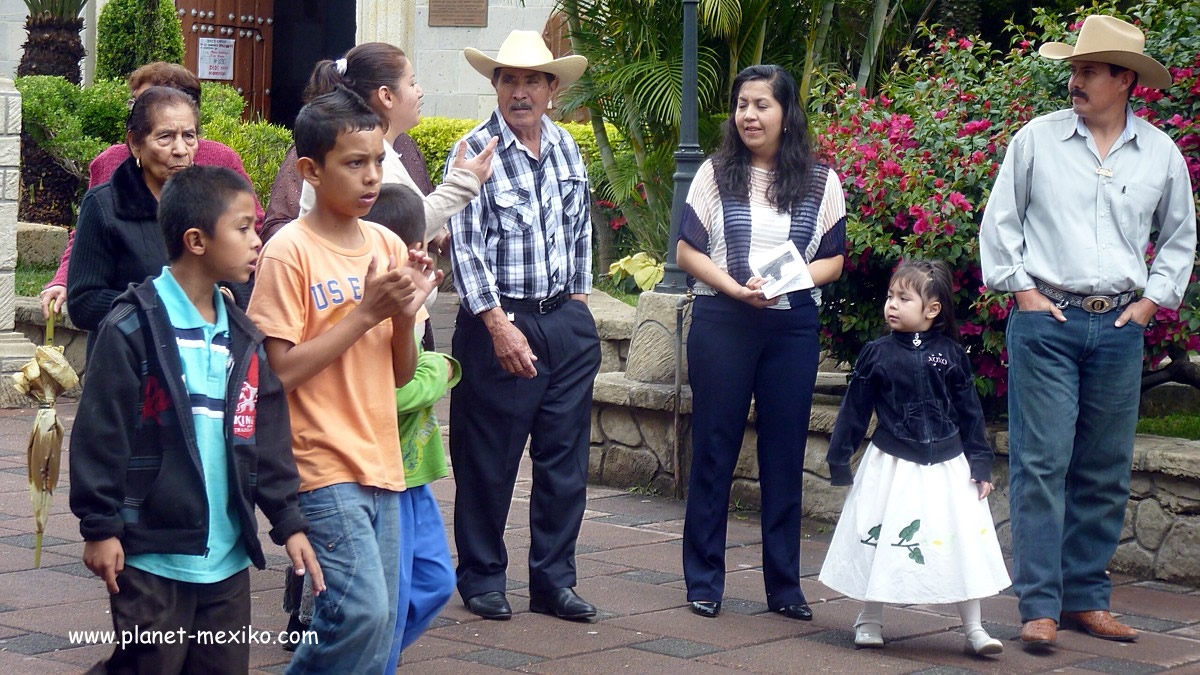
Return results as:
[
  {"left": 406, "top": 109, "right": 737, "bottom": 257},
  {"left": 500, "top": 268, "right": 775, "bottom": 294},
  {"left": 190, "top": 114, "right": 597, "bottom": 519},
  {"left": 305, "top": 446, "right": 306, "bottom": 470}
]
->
[{"left": 819, "top": 259, "right": 1010, "bottom": 655}]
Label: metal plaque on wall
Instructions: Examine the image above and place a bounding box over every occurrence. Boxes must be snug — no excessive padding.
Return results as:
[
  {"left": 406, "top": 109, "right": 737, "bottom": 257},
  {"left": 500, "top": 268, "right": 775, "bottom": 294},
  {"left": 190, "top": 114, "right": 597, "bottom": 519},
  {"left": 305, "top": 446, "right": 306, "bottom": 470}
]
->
[{"left": 428, "top": 0, "right": 488, "bottom": 27}]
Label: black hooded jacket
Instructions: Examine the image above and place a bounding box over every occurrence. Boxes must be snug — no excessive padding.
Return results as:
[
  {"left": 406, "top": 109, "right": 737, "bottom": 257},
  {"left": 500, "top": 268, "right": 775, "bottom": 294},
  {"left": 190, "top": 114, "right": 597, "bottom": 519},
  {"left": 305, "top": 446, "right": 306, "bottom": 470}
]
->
[{"left": 69, "top": 279, "right": 305, "bottom": 568}]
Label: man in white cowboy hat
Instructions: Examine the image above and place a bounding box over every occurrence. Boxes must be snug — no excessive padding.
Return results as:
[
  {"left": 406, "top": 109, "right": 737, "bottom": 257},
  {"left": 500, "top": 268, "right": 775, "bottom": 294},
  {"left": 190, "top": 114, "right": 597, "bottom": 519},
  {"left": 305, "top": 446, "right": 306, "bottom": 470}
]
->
[
  {"left": 981, "top": 15, "right": 1196, "bottom": 651},
  {"left": 445, "top": 30, "right": 601, "bottom": 622}
]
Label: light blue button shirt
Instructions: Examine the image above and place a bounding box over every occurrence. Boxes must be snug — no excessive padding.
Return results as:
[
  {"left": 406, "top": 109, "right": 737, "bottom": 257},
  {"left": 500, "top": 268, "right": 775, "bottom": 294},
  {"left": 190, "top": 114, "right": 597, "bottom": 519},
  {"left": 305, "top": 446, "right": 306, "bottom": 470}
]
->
[{"left": 980, "top": 107, "right": 1196, "bottom": 309}]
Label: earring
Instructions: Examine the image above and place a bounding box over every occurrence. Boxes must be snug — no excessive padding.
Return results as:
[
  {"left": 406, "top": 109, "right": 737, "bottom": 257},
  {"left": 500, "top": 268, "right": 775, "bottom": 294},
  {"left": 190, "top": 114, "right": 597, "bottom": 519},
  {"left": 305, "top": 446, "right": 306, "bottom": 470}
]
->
[
  {"left": 783, "top": 127, "right": 788, "bottom": 133},
  {"left": 136, "top": 157, "right": 141, "bottom": 169}
]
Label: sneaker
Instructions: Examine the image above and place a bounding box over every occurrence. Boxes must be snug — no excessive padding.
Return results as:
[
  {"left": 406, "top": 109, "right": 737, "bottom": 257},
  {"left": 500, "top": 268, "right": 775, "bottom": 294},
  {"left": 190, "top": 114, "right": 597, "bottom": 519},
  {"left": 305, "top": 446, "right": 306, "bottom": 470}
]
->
[
  {"left": 854, "top": 622, "right": 884, "bottom": 648},
  {"left": 965, "top": 628, "right": 1003, "bottom": 656}
]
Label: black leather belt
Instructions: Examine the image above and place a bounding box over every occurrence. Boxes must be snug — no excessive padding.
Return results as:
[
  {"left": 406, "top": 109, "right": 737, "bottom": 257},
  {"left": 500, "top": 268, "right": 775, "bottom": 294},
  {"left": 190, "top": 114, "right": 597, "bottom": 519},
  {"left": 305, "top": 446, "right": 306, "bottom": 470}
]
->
[
  {"left": 500, "top": 291, "right": 568, "bottom": 315},
  {"left": 1033, "top": 278, "right": 1137, "bottom": 314}
]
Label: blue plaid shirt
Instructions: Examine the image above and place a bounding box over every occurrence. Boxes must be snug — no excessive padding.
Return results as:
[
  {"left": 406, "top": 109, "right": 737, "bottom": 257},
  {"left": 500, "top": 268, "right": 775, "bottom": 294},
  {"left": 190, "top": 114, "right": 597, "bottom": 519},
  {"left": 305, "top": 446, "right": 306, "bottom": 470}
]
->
[{"left": 447, "top": 110, "right": 592, "bottom": 315}]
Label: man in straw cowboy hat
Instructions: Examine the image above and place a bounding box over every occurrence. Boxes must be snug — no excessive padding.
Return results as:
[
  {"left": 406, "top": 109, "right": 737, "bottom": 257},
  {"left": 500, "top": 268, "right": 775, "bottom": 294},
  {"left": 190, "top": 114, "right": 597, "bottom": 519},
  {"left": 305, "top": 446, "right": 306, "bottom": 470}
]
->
[
  {"left": 445, "top": 30, "right": 602, "bottom": 622},
  {"left": 981, "top": 15, "right": 1196, "bottom": 651}
]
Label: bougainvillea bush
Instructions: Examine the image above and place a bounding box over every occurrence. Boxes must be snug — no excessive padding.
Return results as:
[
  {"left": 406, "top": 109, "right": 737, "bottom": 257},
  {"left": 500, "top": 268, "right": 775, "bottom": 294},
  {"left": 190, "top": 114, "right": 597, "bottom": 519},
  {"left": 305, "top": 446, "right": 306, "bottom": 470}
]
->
[{"left": 812, "top": 1, "right": 1200, "bottom": 412}]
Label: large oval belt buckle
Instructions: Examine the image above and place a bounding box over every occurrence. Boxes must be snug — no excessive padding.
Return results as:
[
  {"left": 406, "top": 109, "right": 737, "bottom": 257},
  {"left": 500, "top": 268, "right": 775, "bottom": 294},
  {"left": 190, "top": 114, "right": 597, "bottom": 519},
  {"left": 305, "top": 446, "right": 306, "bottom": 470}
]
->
[{"left": 1083, "top": 295, "right": 1113, "bottom": 313}]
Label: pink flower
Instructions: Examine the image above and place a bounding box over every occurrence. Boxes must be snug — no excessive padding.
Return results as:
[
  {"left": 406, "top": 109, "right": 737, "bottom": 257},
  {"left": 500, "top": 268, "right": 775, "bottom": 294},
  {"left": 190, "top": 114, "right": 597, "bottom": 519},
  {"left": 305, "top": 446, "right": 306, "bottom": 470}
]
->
[
  {"left": 1019, "top": 40, "right": 1030, "bottom": 49},
  {"left": 948, "top": 192, "right": 973, "bottom": 211},
  {"left": 970, "top": 151, "right": 986, "bottom": 165},
  {"left": 960, "top": 322, "right": 983, "bottom": 336},
  {"left": 958, "top": 119, "right": 992, "bottom": 137},
  {"left": 958, "top": 38, "right": 973, "bottom": 50},
  {"left": 1168, "top": 114, "right": 1186, "bottom": 127}
]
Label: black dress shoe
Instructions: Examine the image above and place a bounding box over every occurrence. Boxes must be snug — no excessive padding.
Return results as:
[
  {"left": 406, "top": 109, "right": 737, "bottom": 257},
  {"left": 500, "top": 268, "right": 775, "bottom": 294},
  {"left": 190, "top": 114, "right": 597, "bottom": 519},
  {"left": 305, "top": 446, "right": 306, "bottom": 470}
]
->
[
  {"left": 465, "top": 591, "right": 512, "bottom": 620},
  {"left": 690, "top": 601, "right": 721, "bottom": 618},
  {"left": 775, "top": 603, "right": 814, "bottom": 621},
  {"left": 529, "top": 587, "right": 597, "bottom": 620}
]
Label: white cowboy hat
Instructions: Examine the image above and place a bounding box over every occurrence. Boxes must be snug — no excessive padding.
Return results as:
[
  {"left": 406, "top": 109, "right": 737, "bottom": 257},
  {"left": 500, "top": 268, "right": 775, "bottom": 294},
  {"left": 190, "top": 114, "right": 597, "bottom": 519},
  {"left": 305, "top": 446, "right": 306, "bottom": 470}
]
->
[
  {"left": 464, "top": 30, "right": 588, "bottom": 88},
  {"left": 1039, "top": 15, "right": 1172, "bottom": 89}
]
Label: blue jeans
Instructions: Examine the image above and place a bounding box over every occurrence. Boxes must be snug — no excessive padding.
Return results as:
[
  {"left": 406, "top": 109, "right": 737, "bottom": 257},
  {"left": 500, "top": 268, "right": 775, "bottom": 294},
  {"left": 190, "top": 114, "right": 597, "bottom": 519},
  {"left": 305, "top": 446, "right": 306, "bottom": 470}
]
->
[
  {"left": 1006, "top": 307, "right": 1143, "bottom": 622},
  {"left": 384, "top": 484, "right": 455, "bottom": 672},
  {"left": 287, "top": 483, "right": 401, "bottom": 675}
]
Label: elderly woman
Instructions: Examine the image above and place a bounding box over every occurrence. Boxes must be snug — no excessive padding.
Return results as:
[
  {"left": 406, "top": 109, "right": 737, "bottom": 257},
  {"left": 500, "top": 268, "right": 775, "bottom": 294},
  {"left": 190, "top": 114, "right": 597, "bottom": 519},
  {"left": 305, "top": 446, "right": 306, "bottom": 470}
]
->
[
  {"left": 678, "top": 65, "right": 846, "bottom": 620},
  {"left": 40, "top": 62, "right": 262, "bottom": 319},
  {"left": 67, "top": 86, "right": 201, "bottom": 349}
]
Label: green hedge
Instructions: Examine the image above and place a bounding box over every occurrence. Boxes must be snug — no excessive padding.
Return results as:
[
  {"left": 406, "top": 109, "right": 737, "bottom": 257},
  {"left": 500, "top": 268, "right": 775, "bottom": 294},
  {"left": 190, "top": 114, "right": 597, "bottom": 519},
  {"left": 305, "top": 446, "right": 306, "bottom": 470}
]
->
[
  {"left": 95, "top": 0, "right": 185, "bottom": 82},
  {"left": 202, "top": 115, "right": 293, "bottom": 206},
  {"left": 17, "top": 76, "right": 282, "bottom": 208},
  {"left": 409, "top": 117, "right": 614, "bottom": 185}
]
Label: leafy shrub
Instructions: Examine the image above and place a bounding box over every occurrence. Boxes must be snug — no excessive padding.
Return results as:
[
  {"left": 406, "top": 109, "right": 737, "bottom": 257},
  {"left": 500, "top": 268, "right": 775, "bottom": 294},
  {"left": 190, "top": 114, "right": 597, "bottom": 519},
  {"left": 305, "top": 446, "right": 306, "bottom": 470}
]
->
[
  {"left": 408, "top": 118, "right": 480, "bottom": 185},
  {"left": 811, "top": 1, "right": 1200, "bottom": 410},
  {"left": 408, "top": 116, "right": 615, "bottom": 185},
  {"left": 95, "top": 0, "right": 184, "bottom": 82},
  {"left": 18, "top": 76, "right": 281, "bottom": 209},
  {"left": 201, "top": 114, "right": 292, "bottom": 207},
  {"left": 201, "top": 81, "right": 247, "bottom": 126},
  {"left": 17, "top": 76, "right": 116, "bottom": 180}
]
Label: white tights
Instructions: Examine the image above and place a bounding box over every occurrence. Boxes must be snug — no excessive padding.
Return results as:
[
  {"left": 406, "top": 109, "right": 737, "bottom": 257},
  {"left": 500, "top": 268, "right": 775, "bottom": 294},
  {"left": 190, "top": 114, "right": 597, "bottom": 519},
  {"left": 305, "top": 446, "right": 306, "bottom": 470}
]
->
[{"left": 856, "top": 599, "right": 984, "bottom": 634}]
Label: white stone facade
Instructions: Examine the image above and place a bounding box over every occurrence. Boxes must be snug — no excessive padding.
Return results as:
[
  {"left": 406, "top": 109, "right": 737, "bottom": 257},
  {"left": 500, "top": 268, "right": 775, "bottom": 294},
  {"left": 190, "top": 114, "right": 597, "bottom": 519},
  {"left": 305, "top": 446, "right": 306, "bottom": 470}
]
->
[
  {"left": 2, "top": 0, "right": 553, "bottom": 120},
  {"left": 403, "top": 0, "right": 556, "bottom": 120}
]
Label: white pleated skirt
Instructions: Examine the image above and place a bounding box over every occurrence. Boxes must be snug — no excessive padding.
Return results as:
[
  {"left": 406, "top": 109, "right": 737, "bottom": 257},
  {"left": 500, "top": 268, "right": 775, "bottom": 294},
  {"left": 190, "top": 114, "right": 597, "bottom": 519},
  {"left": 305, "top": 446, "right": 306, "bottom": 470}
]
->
[{"left": 818, "top": 443, "right": 1011, "bottom": 604}]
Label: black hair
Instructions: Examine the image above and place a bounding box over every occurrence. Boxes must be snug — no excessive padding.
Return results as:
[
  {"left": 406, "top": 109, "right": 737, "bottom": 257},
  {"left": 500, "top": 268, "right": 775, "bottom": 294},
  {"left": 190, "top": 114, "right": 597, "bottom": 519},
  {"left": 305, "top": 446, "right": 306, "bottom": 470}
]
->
[
  {"left": 366, "top": 184, "right": 425, "bottom": 245},
  {"left": 890, "top": 259, "right": 958, "bottom": 340},
  {"left": 125, "top": 85, "right": 198, "bottom": 149},
  {"left": 714, "top": 65, "right": 814, "bottom": 214},
  {"left": 1108, "top": 64, "right": 1139, "bottom": 95},
  {"left": 294, "top": 86, "right": 381, "bottom": 165},
  {"left": 159, "top": 165, "right": 255, "bottom": 261}
]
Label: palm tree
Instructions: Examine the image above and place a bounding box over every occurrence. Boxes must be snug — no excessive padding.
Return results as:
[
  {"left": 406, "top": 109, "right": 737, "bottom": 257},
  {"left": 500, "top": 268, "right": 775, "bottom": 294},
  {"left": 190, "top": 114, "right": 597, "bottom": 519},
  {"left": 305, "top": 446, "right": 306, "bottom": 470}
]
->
[
  {"left": 17, "top": 1, "right": 87, "bottom": 83},
  {"left": 17, "top": 0, "right": 88, "bottom": 227}
]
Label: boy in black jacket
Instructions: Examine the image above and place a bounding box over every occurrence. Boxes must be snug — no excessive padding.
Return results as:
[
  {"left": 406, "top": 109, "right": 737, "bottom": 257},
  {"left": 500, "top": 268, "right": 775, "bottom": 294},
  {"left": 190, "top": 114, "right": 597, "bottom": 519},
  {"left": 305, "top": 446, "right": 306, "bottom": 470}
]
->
[{"left": 70, "top": 165, "right": 324, "bottom": 674}]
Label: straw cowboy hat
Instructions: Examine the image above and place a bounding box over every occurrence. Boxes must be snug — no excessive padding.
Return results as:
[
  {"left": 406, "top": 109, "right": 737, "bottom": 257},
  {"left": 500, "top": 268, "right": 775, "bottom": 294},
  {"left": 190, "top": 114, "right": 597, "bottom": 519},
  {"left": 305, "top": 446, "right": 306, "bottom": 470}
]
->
[
  {"left": 1039, "top": 15, "right": 1171, "bottom": 89},
  {"left": 465, "top": 30, "right": 588, "bottom": 88}
]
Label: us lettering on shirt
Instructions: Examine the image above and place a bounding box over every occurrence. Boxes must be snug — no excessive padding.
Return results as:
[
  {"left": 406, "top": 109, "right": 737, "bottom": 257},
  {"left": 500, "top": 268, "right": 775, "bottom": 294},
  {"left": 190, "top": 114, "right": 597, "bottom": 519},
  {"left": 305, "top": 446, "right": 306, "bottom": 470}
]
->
[{"left": 309, "top": 277, "right": 364, "bottom": 311}]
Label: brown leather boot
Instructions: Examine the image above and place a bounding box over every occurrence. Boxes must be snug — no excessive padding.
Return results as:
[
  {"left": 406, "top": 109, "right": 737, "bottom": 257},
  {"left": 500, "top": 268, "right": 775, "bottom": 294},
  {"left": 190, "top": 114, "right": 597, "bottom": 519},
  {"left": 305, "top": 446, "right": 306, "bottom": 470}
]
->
[
  {"left": 1020, "top": 618, "right": 1057, "bottom": 651},
  {"left": 1061, "top": 610, "right": 1138, "bottom": 642}
]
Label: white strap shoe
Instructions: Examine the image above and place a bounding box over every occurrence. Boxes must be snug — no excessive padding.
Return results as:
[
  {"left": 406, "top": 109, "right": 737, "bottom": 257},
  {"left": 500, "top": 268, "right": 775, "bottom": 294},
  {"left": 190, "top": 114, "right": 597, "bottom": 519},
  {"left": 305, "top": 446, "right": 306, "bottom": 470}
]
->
[
  {"left": 964, "top": 628, "right": 1003, "bottom": 655},
  {"left": 854, "top": 622, "right": 884, "bottom": 648}
]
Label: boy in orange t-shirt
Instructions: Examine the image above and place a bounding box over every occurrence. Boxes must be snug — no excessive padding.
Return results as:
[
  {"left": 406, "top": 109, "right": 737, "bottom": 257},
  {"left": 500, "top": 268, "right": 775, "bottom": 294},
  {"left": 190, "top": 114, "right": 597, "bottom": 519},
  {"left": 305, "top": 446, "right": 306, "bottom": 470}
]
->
[{"left": 248, "top": 87, "right": 440, "bottom": 673}]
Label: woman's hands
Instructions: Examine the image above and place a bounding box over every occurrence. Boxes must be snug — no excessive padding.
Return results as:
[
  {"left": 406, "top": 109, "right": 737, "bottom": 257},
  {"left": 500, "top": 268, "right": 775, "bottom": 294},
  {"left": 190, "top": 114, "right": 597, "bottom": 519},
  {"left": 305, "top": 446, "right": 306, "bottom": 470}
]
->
[
  {"left": 40, "top": 285, "right": 66, "bottom": 320},
  {"left": 736, "top": 277, "right": 779, "bottom": 309},
  {"left": 452, "top": 137, "right": 499, "bottom": 185}
]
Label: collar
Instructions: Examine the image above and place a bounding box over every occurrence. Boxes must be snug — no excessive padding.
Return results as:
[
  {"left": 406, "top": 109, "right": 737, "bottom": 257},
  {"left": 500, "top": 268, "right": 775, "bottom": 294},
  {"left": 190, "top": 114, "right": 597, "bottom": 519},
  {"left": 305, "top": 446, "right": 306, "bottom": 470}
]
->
[
  {"left": 491, "top": 109, "right": 562, "bottom": 158},
  {"left": 1063, "top": 105, "right": 1139, "bottom": 147},
  {"left": 890, "top": 329, "right": 934, "bottom": 349},
  {"left": 110, "top": 155, "right": 162, "bottom": 222},
  {"left": 151, "top": 266, "right": 228, "bottom": 332}
]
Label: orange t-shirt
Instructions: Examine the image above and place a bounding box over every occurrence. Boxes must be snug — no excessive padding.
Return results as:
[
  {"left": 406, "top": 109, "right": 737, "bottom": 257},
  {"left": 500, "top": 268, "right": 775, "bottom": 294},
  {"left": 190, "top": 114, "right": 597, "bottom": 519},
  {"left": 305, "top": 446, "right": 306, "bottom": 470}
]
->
[{"left": 249, "top": 218, "right": 418, "bottom": 493}]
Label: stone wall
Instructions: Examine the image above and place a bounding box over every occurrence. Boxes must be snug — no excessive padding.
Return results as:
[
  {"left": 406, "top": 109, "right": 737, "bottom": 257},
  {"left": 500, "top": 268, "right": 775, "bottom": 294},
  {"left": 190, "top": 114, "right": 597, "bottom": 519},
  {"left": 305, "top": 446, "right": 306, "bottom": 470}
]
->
[{"left": 590, "top": 368, "right": 1200, "bottom": 586}]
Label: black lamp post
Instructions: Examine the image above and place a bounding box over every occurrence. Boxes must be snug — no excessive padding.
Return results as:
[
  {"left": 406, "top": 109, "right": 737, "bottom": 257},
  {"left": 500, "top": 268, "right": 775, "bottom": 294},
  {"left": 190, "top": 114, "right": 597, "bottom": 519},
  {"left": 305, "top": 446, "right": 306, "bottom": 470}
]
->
[{"left": 655, "top": 0, "right": 704, "bottom": 293}]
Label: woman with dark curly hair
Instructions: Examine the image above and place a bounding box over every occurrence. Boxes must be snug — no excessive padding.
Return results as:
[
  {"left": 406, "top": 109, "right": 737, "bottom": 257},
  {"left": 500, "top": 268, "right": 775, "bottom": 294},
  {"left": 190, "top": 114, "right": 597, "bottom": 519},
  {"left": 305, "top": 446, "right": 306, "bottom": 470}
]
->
[{"left": 677, "top": 65, "right": 846, "bottom": 621}]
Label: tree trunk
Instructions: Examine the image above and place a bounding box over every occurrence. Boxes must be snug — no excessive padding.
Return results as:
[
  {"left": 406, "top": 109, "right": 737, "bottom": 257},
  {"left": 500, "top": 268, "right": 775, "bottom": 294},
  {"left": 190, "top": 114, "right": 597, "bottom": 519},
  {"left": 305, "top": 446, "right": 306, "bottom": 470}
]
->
[
  {"left": 801, "top": 0, "right": 835, "bottom": 104},
  {"left": 856, "top": 0, "right": 890, "bottom": 90},
  {"left": 1141, "top": 346, "right": 1200, "bottom": 392},
  {"left": 17, "top": 17, "right": 85, "bottom": 84}
]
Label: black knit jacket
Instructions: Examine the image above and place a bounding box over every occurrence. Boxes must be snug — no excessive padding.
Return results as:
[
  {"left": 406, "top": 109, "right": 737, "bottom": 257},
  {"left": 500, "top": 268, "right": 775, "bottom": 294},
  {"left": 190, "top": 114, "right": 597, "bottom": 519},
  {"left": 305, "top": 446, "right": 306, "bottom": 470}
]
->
[{"left": 826, "top": 330, "right": 993, "bottom": 485}]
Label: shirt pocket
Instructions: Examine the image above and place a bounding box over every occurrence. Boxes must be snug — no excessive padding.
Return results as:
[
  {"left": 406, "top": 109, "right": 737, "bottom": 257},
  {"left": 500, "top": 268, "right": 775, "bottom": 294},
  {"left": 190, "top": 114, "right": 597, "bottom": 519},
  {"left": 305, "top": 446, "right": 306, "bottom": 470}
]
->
[
  {"left": 493, "top": 188, "right": 534, "bottom": 234},
  {"left": 1116, "top": 183, "right": 1163, "bottom": 243},
  {"left": 560, "top": 176, "right": 587, "bottom": 221}
]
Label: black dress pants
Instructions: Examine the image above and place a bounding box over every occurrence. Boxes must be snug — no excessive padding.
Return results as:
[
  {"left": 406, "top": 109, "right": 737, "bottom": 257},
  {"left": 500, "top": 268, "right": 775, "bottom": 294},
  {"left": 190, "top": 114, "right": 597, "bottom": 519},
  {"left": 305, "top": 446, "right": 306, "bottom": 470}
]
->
[{"left": 450, "top": 299, "right": 601, "bottom": 598}]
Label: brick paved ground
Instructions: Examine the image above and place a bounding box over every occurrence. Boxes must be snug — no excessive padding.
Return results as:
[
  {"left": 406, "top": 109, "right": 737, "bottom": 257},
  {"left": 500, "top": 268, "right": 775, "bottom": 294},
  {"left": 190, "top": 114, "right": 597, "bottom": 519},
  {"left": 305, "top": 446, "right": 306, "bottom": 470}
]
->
[{"left": 2, "top": 292, "right": 1199, "bottom": 672}]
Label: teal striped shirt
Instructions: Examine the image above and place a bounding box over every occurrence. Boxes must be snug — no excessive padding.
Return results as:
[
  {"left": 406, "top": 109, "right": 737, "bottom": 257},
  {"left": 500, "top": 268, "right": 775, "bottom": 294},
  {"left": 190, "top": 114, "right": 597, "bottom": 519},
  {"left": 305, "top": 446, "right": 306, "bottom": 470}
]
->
[{"left": 126, "top": 267, "right": 251, "bottom": 583}]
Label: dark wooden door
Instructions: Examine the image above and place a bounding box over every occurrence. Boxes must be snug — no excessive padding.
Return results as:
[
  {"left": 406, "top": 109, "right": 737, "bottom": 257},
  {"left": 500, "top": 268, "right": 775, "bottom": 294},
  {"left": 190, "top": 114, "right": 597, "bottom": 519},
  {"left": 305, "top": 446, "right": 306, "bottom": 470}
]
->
[{"left": 176, "top": 0, "right": 275, "bottom": 120}]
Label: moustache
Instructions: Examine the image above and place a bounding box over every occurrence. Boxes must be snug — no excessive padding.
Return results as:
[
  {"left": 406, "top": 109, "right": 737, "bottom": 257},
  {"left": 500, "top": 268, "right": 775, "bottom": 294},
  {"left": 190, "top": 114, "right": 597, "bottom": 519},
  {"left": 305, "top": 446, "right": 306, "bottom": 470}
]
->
[
  {"left": 508, "top": 102, "right": 534, "bottom": 112},
  {"left": 1070, "top": 88, "right": 1089, "bottom": 101}
]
